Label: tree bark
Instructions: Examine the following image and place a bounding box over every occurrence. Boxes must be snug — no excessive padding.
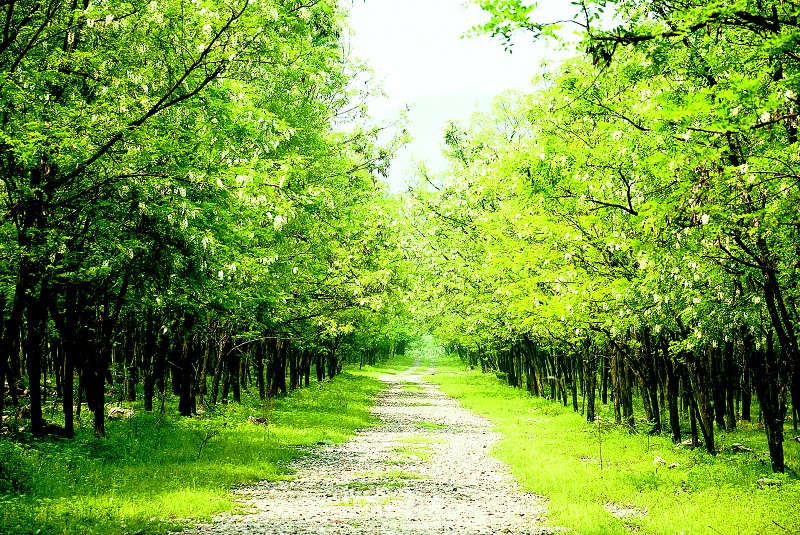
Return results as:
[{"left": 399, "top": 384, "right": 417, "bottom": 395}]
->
[
  {"left": 584, "top": 344, "right": 597, "bottom": 422},
  {"left": 24, "top": 278, "right": 47, "bottom": 437},
  {"left": 0, "top": 293, "right": 6, "bottom": 429},
  {"left": 751, "top": 329, "right": 786, "bottom": 473},
  {"left": 663, "top": 337, "right": 682, "bottom": 443},
  {"left": 723, "top": 340, "right": 737, "bottom": 431},
  {"left": 256, "top": 340, "right": 266, "bottom": 400},
  {"left": 683, "top": 354, "right": 716, "bottom": 455}
]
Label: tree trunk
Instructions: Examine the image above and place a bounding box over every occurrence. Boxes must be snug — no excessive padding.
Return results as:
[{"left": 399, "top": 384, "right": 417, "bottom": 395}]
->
[
  {"left": 231, "top": 349, "right": 241, "bottom": 403},
  {"left": 24, "top": 280, "right": 47, "bottom": 437},
  {"left": 62, "top": 337, "right": 75, "bottom": 438},
  {"left": 289, "top": 346, "right": 299, "bottom": 391},
  {"left": 142, "top": 313, "right": 157, "bottom": 412},
  {"left": 302, "top": 350, "right": 311, "bottom": 388},
  {"left": 198, "top": 331, "right": 212, "bottom": 405},
  {"left": 1, "top": 281, "right": 25, "bottom": 418},
  {"left": 683, "top": 354, "right": 715, "bottom": 455},
  {"left": 792, "top": 369, "right": 800, "bottom": 434},
  {"left": 210, "top": 337, "right": 225, "bottom": 405},
  {"left": 256, "top": 340, "right": 266, "bottom": 400},
  {"left": 741, "top": 340, "right": 752, "bottom": 421},
  {"left": 711, "top": 344, "right": 727, "bottom": 430},
  {"left": 277, "top": 340, "right": 288, "bottom": 394},
  {"left": 0, "top": 293, "right": 6, "bottom": 429},
  {"left": 601, "top": 353, "right": 610, "bottom": 405},
  {"left": 621, "top": 358, "right": 635, "bottom": 432},
  {"left": 316, "top": 351, "right": 325, "bottom": 382},
  {"left": 570, "top": 355, "right": 579, "bottom": 412},
  {"left": 723, "top": 340, "right": 737, "bottom": 431},
  {"left": 689, "top": 396, "right": 699, "bottom": 448},
  {"left": 644, "top": 331, "right": 662, "bottom": 435},
  {"left": 177, "top": 325, "right": 194, "bottom": 417},
  {"left": 663, "top": 337, "right": 682, "bottom": 443},
  {"left": 584, "top": 346, "right": 597, "bottom": 423},
  {"left": 751, "top": 329, "right": 786, "bottom": 473},
  {"left": 326, "top": 350, "right": 337, "bottom": 381},
  {"left": 612, "top": 344, "right": 622, "bottom": 424}
]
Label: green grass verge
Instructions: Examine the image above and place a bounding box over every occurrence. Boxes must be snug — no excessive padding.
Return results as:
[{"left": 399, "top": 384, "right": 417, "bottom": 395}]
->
[
  {"left": 427, "top": 354, "right": 800, "bottom": 535},
  {"left": 0, "top": 369, "right": 387, "bottom": 535}
]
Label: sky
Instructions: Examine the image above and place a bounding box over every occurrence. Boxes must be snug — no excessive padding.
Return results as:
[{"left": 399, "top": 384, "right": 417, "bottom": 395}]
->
[{"left": 343, "top": 0, "right": 578, "bottom": 191}]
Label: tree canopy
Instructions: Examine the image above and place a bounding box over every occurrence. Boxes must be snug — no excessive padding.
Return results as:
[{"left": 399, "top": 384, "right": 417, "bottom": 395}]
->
[{"left": 398, "top": 0, "right": 800, "bottom": 473}]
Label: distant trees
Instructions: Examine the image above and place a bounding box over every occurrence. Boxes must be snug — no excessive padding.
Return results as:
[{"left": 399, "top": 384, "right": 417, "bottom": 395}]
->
[
  {"left": 404, "top": 0, "right": 800, "bottom": 473},
  {"left": 0, "top": 0, "right": 409, "bottom": 438}
]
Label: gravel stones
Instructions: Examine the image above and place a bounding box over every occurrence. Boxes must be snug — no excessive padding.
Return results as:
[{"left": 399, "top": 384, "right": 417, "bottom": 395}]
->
[{"left": 183, "top": 365, "right": 549, "bottom": 534}]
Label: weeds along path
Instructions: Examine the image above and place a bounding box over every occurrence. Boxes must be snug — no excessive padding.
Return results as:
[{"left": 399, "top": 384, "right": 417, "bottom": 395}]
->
[{"left": 184, "top": 362, "right": 549, "bottom": 534}]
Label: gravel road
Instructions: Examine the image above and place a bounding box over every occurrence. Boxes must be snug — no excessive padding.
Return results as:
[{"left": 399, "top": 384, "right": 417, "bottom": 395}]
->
[{"left": 183, "top": 363, "right": 550, "bottom": 534}]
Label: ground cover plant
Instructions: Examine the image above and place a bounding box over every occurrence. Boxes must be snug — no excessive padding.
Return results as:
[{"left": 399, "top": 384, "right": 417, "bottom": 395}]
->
[
  {"left": 0, "top": 370, "right": 383, "bottom": 535},
  {"left": 428, "top": 352, "right": 800, "bottom": 535}
]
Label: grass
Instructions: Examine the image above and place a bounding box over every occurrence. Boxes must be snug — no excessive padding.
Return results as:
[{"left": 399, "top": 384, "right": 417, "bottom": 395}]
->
[
  {"left": 14, "top": 338, "right": 792, "bottom": 535},
  {"left": 0, "top": 368, "right": 387, "bottom": 535},
  {"left": 427, "top": 353, "right": 800, "bottom": 535},
  {"left": 382, "top": 469, "right": 428, "bottom": 480},
  {"left": 399, "top": 382, "right": 424, "bottom": 393},
  {"left": 416, "top": 421, "right": 446, "bottom": 430},
  {"left": 334, "top": 495, "right": 396, "bottom": 507}
]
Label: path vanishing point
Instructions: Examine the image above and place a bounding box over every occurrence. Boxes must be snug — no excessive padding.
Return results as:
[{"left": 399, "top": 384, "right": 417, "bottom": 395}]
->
[{"left": 184, "top": 362, "right": 551, "bottom": 534}]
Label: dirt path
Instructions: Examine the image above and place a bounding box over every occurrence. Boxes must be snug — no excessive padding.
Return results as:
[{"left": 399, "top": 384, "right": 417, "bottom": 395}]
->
[{"left": 185, "top": 364, "right": 549, "bottom": 534}]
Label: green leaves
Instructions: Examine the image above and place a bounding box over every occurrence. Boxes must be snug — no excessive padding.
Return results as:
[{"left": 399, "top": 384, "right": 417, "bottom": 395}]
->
[{"left": 405, "top": 0, "right": 800, "bottom": 369}]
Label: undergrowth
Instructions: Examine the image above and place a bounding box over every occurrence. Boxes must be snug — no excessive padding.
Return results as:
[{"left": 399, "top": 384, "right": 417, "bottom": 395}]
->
[{"left": 427, "top": 352, "right": 800, "bottom": 535}]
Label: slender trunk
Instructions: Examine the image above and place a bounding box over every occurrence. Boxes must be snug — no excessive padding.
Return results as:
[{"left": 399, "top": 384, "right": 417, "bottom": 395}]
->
[
  {"left": 622, "top": 357, "right": 635, "bottom": 432},
  {"left": 210, "top": 337, "right": 225, "bottom": 405},
  {"left": 25, "top": 278, "right": 47, "bottom": 437},
  {"left": 792, "top": 370, "right": 800, "bottom": 434},
  {"left": 612, "top": 344, "right": 622, "bottom": 424},
  {"left": 755, "top": 244, "right": 795, "bottom": 471},
  {"left": 316, "top": 351, "right": 324, "bottom": 382},
  {"left": 256, "top": 340, "right": 265, "bottom": 400},
  {"left": 7, "top": 284, "right": 22, "bottom": 410},
  {"left": 723, "top": 340, "right": 737, "bottom": 431},
  {"left": 124, "top": 323, "right": 137, "bottom": 402},
  {"left": 278, "top": 340, "right": 288, "bottom": 394},
  {"left": 741, "top": 340, "right": 752, "bottom": 421},
  {"left": 231, "top": 349, "right": 241, "bottom": 403},
  {"left": 326, "top": 349, "right": 337, "bottom": 381},
  {"left": 177, "top": 327, "right": 194, "bottom": 417},
  {"left": 81, "top": 335, "right": 106, "bottom": 437},
  {"left": 303, "top": 350, "right": 311, "bottom": 387},
  {"left": 62, "top": 341, "right": 75, "bottom": 438},
  {"left": 570, "top": 355, "right": 579, "bottom": 412},
  {"left": 663, "top": 337, "right": 682, "bottom": 443},
  {"left": 0, "top": 293, "right": 7, "bottom": 429},
  {"left": 142, "top": 313, "right": 157, "bottom": 412},
  {"left": 644, "top": 330, "right": 662, "bottom": 434},
  {"left": 198, "top": 332, "right": 212, "bottom": 405},
  {"left": 584, "top": 347, "right": 597, "bottom": 423},
  {"left": 289, "top": 346, "right": 299, "bottom": 391},
  {"left": 711, "top": 344, "right": 727, "bottom": 430},
  {"left": 683, "top": 355, "right": 715, "bottom": 455},
  {"left": 751, "top": 329, "right": 786, "bottom": 473}
]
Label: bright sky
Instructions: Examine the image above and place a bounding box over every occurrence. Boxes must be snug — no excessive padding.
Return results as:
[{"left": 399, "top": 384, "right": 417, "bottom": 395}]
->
[{"left": 343, "top": 0, "right": 578, "bottom": 191}]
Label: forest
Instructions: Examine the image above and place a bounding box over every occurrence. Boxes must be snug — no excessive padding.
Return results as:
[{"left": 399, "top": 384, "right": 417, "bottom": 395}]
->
[{"left": 1, "top": 0, "right": 799, "bottom": 533}]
